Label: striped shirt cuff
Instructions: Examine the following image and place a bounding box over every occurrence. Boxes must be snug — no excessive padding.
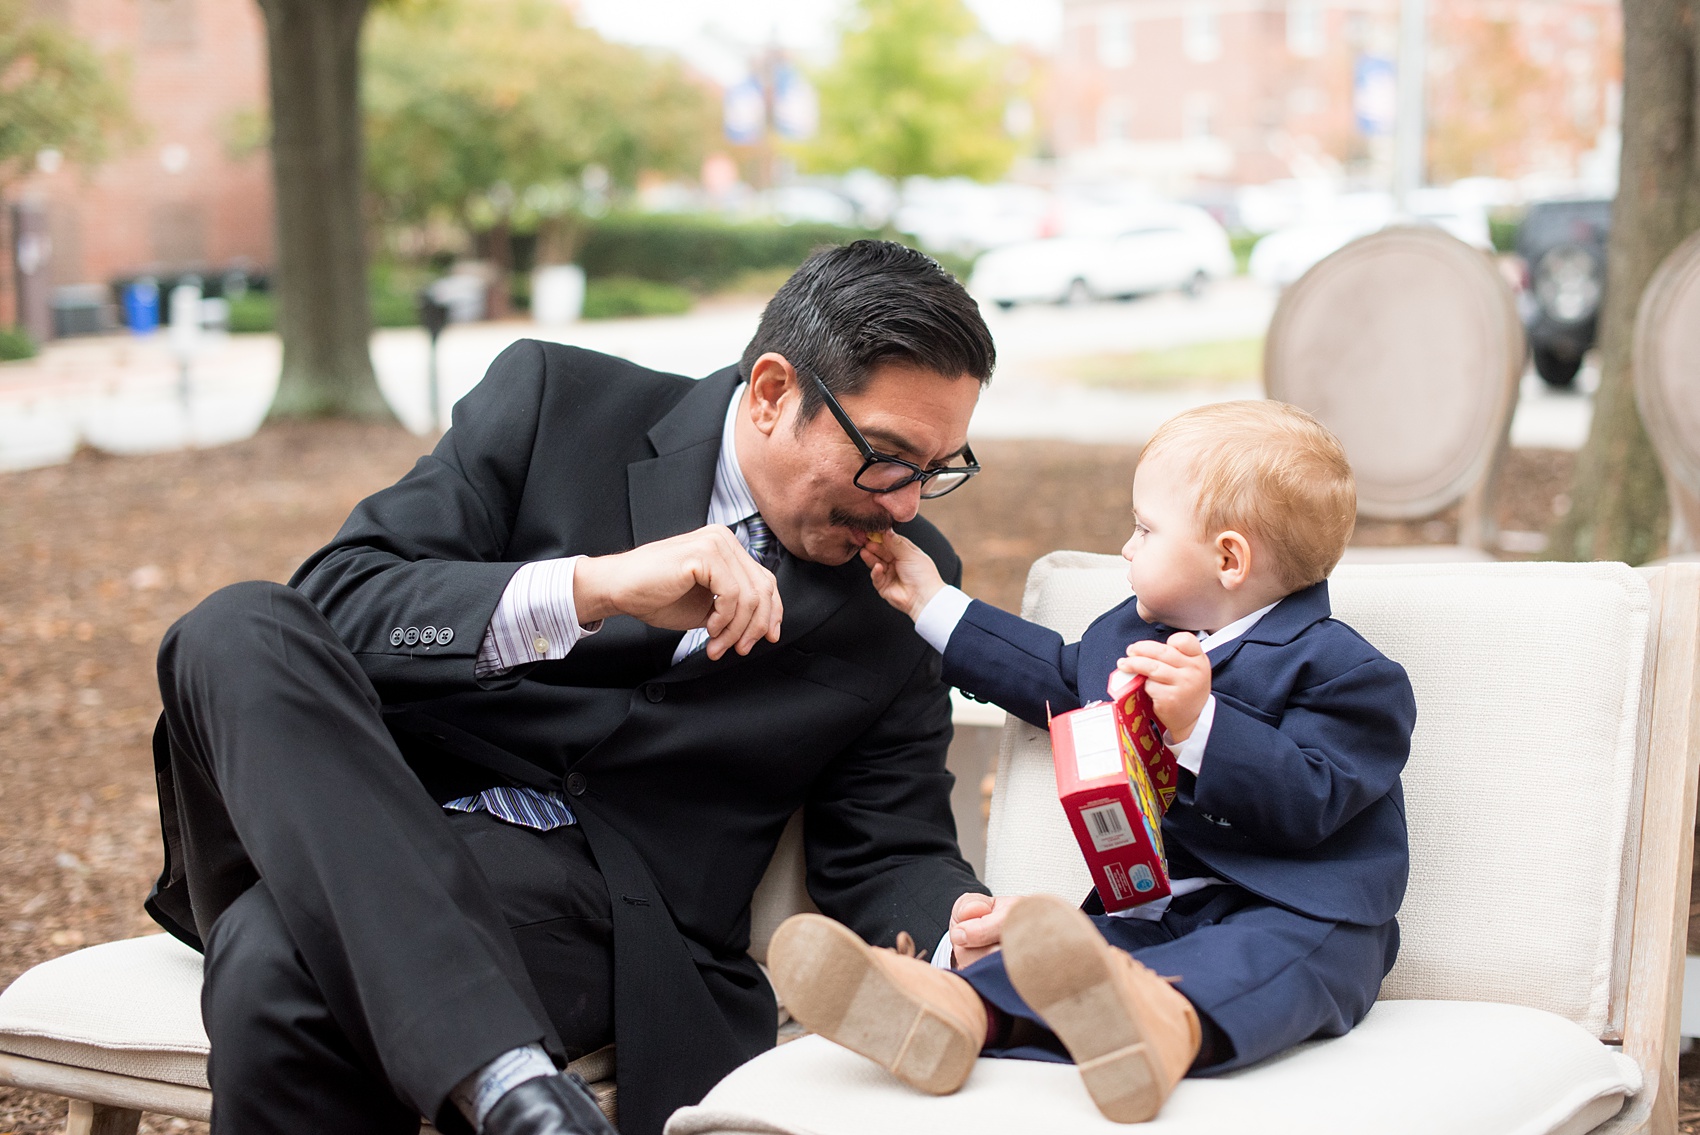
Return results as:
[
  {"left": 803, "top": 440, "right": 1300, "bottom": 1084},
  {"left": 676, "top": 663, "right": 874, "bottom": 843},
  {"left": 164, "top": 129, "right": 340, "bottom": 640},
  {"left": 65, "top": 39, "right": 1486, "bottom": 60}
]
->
[{"left": 474, "top": 557, "right": 601, "bottom": 677}]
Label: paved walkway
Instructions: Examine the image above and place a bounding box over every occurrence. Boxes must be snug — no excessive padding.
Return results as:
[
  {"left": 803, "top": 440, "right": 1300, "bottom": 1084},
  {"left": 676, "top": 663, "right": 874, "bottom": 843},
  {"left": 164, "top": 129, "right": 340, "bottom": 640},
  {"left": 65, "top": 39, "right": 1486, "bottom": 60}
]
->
[{"left": 0, "top": 280, "right": 1593, "bottom": 471}]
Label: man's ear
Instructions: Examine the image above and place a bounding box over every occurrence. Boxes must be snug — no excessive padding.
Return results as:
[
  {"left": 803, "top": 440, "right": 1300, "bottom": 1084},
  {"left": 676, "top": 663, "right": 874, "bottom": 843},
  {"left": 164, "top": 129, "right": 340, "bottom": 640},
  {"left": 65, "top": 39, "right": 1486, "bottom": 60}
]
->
[
  {"left": 1216, "top": 530, "right": 1252, "bottom": 590},
  {"left": 747, "top": 353, "right": 796, "bottom": 436}
]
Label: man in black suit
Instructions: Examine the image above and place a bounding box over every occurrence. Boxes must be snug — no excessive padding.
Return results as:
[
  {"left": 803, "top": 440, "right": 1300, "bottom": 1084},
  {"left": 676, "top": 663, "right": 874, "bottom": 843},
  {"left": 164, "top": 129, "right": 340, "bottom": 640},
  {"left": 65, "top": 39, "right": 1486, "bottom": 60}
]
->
[{"left": 142, "top": 241, "right": 996, "bottom": 1135}]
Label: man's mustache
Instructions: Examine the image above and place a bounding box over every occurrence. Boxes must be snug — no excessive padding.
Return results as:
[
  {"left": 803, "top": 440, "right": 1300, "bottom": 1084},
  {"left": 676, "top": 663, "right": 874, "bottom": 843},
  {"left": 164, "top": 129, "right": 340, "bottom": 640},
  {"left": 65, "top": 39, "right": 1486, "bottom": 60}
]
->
[{"left": 830, "top": 507, "right": 893, "bottom": 535}]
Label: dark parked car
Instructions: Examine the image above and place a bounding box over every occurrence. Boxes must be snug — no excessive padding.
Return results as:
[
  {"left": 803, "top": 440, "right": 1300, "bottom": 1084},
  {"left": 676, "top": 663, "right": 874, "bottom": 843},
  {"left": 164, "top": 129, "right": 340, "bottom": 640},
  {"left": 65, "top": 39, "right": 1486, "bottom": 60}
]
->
[{"left": 1515, "top": 198, "right": 1612, "bottom": 388}]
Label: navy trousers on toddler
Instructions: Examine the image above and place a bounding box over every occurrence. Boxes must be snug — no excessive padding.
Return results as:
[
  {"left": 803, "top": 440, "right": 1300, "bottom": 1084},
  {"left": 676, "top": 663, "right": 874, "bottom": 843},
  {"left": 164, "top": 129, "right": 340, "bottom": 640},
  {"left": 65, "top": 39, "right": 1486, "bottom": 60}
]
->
[{"left": 959, "top": 885, "right": 1399, "bottom": 1074}]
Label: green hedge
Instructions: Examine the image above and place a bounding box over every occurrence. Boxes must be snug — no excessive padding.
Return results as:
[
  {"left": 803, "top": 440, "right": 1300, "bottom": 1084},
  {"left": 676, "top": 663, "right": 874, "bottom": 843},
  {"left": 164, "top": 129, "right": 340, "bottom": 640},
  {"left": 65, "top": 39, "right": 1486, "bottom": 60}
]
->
[
  {"left": 224, "top": 275, "right": 421, "bottom": 335},
  {"left": 576, "top": 214, "right": 878, "bottom": 292},
  {"left": 1229, "top": 231, "right": 1261, "bottom": 275},
  {"left": 227, "top": 293, "right": 276, "bottom": 334},
  {"left": 0, "top": 326, "right": 37, "bottom": 361},
  {"left": 1489, "top": 212, "right": 1523, "bottom": 254},
  {"left": 582, "top": 277, "right": 694, "bottom": 319}
]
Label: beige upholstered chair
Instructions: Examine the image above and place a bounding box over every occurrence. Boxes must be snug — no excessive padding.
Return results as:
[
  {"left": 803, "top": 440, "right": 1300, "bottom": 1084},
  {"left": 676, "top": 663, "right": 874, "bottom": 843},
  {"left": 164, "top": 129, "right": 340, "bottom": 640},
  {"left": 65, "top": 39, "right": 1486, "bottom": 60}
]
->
[
  {"left": 0, "top": 812, "right": 831, "bottom": 1135},
  {"left": 1633, "top": 228, "right": 1700, "bottom": 561},
  {"left": 1264, "top": 227, "right": 1526, "bottom": 561},
  {"left": 669, "top": 555, "right": 1700, "bottom": 1135},
  {"left": 0, "top": 804, "right": 816, "bottom": 1133},
  {"left": 0, "top": 935, "right": 617, "bottom": 1132}
]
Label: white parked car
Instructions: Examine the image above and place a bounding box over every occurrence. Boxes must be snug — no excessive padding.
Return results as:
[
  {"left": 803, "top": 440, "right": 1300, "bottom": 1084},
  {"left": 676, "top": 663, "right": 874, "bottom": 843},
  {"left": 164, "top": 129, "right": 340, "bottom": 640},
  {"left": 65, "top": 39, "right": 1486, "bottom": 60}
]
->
[
  {"left": 967, "top": 205, "right": 1235, "bottom": 308},
  {"left": 1247, "top": 190, "right": 1494, "bottom": 287}
]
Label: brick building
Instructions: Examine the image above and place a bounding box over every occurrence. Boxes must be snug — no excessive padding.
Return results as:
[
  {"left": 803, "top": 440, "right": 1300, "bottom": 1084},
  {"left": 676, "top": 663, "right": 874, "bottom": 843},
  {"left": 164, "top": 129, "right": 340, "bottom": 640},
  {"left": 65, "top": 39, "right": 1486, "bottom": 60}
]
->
[
  {"left": 4, "top": 0, "right": 273, "bottom": 337},
  {"left": 1048, "top": 0, "right": 1621, "bottom": 192}
]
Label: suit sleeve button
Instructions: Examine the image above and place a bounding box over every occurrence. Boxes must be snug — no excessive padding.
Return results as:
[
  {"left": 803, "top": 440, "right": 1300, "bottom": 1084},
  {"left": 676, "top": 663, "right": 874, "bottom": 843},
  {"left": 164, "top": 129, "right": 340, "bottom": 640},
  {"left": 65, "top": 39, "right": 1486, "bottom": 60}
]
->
[
  {"left": 437, "top": 627, "right": 454, "bottom": 645},
  {"left": 420, "top": 627, "right": 437, "bottom": 645},
  {"left": 404, "top": 627, "right": 420, "bottom": 646},
  {"left": 644, "top": 683, "right": 666, "bottom": 703},
  {"left": 566, "top": 772, "right": 588, "bottom": 797},
  {"left": 390, "top": 628, "right": 404, "bottom": 646}
]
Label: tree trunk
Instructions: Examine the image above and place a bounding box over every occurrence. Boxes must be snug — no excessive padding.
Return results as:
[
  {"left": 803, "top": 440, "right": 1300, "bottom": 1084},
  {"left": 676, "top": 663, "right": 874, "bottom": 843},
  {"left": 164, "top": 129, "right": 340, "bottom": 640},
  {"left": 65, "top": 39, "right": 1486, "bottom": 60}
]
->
[
  {"left": 1548, "top": 0, "right": 1700, "bottom": 564},
  {"left": 258, "top": 0, "right": 393, "bottom": 421}
]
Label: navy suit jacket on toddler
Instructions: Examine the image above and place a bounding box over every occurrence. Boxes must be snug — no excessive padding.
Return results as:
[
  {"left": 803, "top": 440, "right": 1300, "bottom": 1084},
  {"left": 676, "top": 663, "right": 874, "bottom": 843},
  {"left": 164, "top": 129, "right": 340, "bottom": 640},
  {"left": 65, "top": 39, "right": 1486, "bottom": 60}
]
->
[{"left": 942, "top": 580, "right": 1417, "bottom": 928}]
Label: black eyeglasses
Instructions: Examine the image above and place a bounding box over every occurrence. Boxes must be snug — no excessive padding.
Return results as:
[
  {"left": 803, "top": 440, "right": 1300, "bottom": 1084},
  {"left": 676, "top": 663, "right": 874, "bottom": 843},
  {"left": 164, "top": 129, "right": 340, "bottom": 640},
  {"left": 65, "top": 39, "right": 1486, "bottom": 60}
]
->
[{"left": 799, "top": 367, "right": 980, "bottom": 499}]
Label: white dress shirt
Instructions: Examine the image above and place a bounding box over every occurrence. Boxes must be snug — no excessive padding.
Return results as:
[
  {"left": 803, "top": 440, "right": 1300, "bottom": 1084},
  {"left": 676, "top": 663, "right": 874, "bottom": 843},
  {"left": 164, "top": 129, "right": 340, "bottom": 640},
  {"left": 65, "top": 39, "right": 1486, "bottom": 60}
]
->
[
  {"left": 925, "top": 590, "right": 1278, "bottom": 966},
  {"left": 475, "top": 381, "right": 762, "bottom": 675}
]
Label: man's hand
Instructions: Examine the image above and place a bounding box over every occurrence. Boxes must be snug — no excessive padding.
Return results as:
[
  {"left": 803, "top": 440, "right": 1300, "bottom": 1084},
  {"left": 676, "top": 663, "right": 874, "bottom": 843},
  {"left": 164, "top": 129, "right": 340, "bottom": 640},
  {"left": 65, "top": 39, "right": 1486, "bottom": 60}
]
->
[
  {"left": 1115, "top": 632, "right": 1211, "bottom": 740},
  {"left": 857, "top": 531, "right": 945, "bottom": 622},
  {"left": 947, "top": 892, "right": 1023, "bottom": 968},
  {"left": 573, "top": 526, "right": 783, "bottom": 660}
]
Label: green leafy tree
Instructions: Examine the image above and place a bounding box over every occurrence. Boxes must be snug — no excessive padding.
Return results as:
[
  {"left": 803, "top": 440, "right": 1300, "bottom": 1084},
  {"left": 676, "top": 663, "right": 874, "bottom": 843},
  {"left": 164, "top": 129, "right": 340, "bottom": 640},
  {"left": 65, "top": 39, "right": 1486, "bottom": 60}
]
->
[
  {"left": 364, "top": 0, "right": 718, "bottom": 298},
  {"left": 0, "top": 0, "right": 134, "bottom": 184},
  {"left": 797, "top": 0, "right": 1020, "bottom": 182}
]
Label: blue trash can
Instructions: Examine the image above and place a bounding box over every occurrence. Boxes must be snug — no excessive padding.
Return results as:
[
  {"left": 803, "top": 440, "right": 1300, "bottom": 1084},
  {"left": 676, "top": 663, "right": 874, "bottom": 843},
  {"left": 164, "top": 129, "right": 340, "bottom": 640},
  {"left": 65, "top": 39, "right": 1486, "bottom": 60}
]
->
[{"left": 124, "top": 277, "right": 160, "bottom": 334}]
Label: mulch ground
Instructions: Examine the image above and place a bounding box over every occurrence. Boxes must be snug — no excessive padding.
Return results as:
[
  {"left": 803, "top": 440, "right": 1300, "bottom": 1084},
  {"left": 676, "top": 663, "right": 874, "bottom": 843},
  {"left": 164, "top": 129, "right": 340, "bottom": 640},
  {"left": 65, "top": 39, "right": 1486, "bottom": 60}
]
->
[{"left": 2, "top": 424, "right": 1686, "bottom": 1133}]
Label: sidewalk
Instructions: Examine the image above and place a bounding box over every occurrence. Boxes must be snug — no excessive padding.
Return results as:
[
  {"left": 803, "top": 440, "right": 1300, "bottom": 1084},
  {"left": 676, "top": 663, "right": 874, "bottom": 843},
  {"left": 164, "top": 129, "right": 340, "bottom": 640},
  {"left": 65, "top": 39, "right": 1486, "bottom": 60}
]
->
[{"left": 0, "top": 284, "right": 1594, "bottom": 471}]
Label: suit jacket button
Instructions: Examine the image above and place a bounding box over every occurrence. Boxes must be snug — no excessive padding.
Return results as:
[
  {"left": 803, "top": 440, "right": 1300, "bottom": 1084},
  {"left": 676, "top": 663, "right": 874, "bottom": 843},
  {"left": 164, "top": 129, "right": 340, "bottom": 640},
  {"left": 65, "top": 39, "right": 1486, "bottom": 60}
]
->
[
  {"left": 437, "top": 626, "right": 454, "bottom": 645},
  {"left": 390, "top": 628, "right": 404, "bottom": 646},
  {"left": 404, "top": 627, "right": 420, "bottom": 646},
  {"left": 420, "top": 626, "right": 437, "bottom": 645},
  {"left": 566, "top": 772, "right": 588, "bottom": 797},
  {"left": 644, "top": 683, "right": 666, "bottom": 703}
]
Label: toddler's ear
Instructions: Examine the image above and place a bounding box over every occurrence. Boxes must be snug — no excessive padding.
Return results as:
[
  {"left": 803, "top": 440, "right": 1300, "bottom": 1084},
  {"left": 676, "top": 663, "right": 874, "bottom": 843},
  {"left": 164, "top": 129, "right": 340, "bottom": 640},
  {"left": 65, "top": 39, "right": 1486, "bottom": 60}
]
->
[{"left": 1215, "top": 530, "right": 1253, "bottom": 589}]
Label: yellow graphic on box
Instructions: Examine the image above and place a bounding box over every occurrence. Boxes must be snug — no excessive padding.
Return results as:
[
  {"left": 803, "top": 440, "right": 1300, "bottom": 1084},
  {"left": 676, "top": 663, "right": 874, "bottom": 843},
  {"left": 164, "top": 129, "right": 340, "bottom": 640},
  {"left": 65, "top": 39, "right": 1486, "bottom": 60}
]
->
[{"left": 1118, "top": 713, "right": 1168, "bottom": 863}]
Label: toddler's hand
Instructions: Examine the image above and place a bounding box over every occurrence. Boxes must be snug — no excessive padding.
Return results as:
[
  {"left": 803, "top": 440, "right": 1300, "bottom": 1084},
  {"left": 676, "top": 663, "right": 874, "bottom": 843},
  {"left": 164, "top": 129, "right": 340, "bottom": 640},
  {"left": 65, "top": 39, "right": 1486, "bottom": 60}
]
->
[
  {"left": 947, "top": 892, "right": 1023, "bottom": 968},
  {"left": 1115, "top": 632, "right": 1211, "bottom": 740},
  {"left": 858, "top": 530, "right": 945, "bottom": 622}
]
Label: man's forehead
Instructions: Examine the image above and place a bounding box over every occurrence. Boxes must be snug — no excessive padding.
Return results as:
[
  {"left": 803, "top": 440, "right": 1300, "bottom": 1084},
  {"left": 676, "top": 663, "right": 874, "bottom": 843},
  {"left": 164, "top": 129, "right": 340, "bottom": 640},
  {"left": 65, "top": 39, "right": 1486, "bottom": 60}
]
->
[{"left": 844, "top": 372, "right": 978, "bottom": 456}]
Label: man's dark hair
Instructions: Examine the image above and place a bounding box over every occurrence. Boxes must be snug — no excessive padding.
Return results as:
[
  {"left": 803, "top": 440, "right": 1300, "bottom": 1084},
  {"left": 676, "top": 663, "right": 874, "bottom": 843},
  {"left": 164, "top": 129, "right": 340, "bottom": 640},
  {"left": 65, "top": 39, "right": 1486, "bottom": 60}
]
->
[{"left": 739, "top": 240, "right": 995, "bottom": 421}]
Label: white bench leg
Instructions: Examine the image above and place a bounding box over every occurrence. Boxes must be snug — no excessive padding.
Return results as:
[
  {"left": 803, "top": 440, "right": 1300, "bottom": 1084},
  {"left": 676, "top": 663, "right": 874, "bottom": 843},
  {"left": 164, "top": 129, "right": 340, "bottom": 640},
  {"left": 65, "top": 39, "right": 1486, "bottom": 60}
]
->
[{"left": 65, "top": 1099, "right": 141, "bottom": 1135}]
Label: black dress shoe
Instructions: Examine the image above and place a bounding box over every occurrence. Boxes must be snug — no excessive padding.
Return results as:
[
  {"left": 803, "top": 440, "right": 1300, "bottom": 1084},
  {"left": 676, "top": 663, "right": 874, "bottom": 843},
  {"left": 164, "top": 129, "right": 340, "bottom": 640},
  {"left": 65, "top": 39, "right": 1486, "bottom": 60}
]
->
[{"left": 481, "top": 1072, "right": 618, "bottom": 1135}]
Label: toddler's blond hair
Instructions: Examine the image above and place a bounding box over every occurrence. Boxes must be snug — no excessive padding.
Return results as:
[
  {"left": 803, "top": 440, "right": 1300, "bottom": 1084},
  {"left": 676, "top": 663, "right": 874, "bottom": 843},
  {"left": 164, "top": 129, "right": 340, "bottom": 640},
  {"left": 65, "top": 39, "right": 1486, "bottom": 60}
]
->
[{"left": 1139, "top": 401, "right": 1356, "bottom": 591}]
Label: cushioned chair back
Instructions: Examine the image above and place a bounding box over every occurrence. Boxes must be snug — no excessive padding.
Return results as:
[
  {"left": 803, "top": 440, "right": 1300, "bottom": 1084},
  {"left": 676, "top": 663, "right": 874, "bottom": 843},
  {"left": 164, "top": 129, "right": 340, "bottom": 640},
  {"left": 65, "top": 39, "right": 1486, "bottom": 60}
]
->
[
  {"left": 1264, "top": 227, "right": 1523, "bottom": 546},
  {"left": 1634, "top": 228, "right": 1700, "bottom": 557},
  {"left": 749, "top": 811, "right": 817, "bottom": 965},
  {"left": 984, "top": 553, "right": 1653, "bottom": 1039}
]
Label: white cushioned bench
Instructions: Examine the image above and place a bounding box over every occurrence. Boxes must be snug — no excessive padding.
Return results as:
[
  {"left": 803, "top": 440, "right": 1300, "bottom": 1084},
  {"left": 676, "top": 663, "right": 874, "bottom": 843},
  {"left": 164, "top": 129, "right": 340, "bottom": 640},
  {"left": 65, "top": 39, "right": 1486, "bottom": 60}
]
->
[
  {"left": 5, "top": 559, "right": 1697, "bottom": 1135},
  {"left": 666, "top": 558, "right": 1700, "bottom": 1135}
]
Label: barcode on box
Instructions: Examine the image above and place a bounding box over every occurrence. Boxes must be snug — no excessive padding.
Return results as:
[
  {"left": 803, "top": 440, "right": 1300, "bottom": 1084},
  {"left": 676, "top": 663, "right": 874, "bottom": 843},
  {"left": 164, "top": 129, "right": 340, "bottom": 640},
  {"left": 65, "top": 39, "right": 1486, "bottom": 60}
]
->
[{"left": 1082, "top": 801, "right": 1135, "bottom": 851}]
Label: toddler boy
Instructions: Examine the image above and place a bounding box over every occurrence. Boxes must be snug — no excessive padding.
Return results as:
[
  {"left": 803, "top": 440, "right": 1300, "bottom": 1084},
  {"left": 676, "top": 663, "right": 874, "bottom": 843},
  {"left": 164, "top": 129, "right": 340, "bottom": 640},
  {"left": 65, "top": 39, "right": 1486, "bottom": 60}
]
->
[{"left": 768, "top": 400, "right": 1417, "bottom": 1123}]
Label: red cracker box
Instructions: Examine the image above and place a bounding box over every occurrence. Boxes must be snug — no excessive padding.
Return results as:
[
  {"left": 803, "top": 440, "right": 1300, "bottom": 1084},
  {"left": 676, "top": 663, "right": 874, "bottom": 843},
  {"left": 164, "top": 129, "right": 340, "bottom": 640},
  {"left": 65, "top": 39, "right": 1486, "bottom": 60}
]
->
[
  {"left": 1108, "top": 670, "right": 1181, "bottom": 811},
  {"left": 1049, "top": 675, "right": 1177, "bottom": 912}
]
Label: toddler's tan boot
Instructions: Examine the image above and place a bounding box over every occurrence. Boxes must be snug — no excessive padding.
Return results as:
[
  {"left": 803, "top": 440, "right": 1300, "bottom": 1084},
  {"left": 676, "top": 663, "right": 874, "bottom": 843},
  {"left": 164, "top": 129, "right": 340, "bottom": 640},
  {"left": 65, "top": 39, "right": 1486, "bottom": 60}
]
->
[
  {"left": 1001, "top": 894, "right": 1201, "bottom": 1123},
  {"left": 767, "top": 912, "right": 986, "bottom": 1094}
]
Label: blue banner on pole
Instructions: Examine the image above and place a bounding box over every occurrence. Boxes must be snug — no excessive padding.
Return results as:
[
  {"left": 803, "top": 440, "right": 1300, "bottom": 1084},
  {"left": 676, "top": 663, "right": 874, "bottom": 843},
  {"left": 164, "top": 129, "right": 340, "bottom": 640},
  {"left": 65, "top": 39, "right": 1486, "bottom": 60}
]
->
[
  {"left": 1354, "top": 55, "right": 1396, "bottom": 137},
  {"left": 724, "top": 77, "right": 765, "bottom": 144},
  {"left": 773, "top": 65, "right": 818, "bottom": 140}
]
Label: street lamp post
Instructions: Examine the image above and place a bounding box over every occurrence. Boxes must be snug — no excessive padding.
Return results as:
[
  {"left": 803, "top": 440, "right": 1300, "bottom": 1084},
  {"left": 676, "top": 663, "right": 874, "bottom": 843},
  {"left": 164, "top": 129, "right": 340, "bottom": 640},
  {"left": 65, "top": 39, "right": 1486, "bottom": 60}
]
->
[{"left": 417, "top": 288, "right": 451, "bottom": 433}]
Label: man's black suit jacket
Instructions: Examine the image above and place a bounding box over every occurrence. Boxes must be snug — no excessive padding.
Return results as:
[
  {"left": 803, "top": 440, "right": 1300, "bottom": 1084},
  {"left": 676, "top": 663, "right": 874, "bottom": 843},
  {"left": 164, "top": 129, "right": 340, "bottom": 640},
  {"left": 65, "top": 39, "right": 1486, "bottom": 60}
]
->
[{"left": 150, "top": 341, "right": 987, "bottom": 1135}]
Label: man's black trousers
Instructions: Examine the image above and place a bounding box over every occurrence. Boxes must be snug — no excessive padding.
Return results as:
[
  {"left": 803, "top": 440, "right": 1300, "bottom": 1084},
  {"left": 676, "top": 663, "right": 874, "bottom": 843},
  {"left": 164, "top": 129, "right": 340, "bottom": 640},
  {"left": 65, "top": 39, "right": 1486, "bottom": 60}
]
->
[{"left": 154, "top": 580, "right": 615, "bottom": 1134}]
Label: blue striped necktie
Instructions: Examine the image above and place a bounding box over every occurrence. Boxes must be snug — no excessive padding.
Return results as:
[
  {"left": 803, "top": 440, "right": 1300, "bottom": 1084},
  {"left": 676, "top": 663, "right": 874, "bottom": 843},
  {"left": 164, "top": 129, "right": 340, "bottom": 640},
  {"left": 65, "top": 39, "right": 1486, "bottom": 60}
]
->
[
  {"left": 444, "top": 514, "right": 779, "bottom": 832},
  {"left": 676, "top": 514, "right": 778, "bottom": 659},
  {"left": 741, "top": 513, "right": 778, "bottom": 571}
]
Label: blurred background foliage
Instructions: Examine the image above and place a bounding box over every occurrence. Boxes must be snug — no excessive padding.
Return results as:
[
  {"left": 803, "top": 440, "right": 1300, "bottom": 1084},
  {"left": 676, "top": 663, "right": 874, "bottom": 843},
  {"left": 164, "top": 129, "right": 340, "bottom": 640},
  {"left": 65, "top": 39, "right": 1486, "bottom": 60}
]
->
[
  {"left": 0, "top": 0, "right": 136, "bottom": 191},
  {"left": 793, "top": 0, "right": 1023, "bottom": 181},
  {"left": 364, "top": 0, "right": 719, "bottom": 277},
  {"left": 573, "top": 214, "right": 872, "bottom": 291},
  {"left": 356, "top": 0, "right": 999, "bottom": 321}
]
